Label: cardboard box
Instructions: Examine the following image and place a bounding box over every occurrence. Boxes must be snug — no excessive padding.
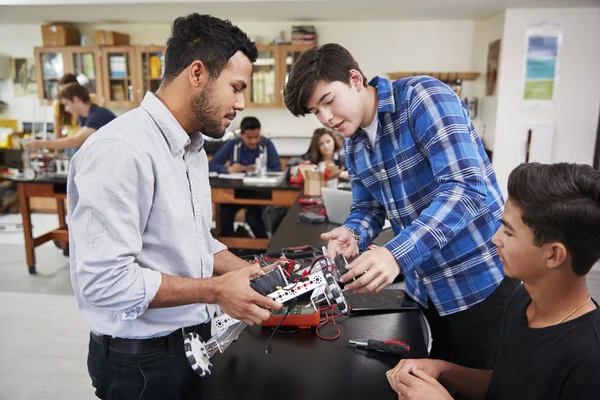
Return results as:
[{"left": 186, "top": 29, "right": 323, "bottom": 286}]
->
[
  {"left": 303, "top": 166, "right": 342, "bottom": 196},
  {"left": 41, "top": 24, "right": 80, "bottom": 46},
  {"left": 94, "top": 30, "right": 130, "bottom": 46}
]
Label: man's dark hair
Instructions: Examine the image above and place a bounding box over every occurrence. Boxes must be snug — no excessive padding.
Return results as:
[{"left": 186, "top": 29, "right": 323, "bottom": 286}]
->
[
  {"left": 240, "top": 116, "right": 261, "bottom": 132},
  {"left": 58, "top": 83, "right": 90, "bottom": 103},
  {"left": 59, "top": 73, "right": 78, "bottom": 85},
  {"left": 508, "top": 162, "right": 600, "bottom": 275},
  {"left": 284, "top": 43, "right": 367, "bottom": 117},
  {"left": 163, "top": 13, "right": 258, "bottom": 83}
]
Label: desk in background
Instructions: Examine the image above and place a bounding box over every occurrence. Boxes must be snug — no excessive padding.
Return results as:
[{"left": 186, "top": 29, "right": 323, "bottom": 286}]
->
[
  {"left": 12, "top": 177, "right": 68, "bottom": 274},
  {"left": 210, "top": 177, "right": 302, "bottom": 250}
]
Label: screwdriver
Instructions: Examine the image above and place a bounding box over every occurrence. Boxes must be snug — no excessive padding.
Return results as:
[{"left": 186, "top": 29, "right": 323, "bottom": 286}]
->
[{"left": 348, "top": 339, "right": 411, "bottom": 357}]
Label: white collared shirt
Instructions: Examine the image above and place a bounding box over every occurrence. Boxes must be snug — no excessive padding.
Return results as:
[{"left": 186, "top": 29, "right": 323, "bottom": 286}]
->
[{"left": 68, "top": 92, "right": 226, "bottom": 339}]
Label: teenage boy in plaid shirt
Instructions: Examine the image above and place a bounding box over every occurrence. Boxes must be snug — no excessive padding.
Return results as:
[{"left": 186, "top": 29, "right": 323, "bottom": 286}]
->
[{"left": 284, "top": 43, "right": 518, "bottom": 373}]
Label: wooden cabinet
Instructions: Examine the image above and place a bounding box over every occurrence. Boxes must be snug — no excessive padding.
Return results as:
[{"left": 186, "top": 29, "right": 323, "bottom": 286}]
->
[
  {"left": 34, "top": 47, "right": 65, "bottom": 103},
  {"left": 245, "top": 44, "right": 314, "bottom": 109},
  {"left": 134, "top": 46, "right": 166, "bottom": 104},
  {"left": 35, "top": 44, "right": 312, "bottom": 110},
  {"left": 69, "top": 47, "right": 103, "bottom": 104},
  {"left": 34, "top": 47, "right": 103, "bottom": 104},
  {"left": 100, "top": 46, "right": 137, "bottom": 108}
]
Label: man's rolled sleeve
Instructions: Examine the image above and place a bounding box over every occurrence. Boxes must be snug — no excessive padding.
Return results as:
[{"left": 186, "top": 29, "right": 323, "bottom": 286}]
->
[{"left": 210, "top": 237, "right": 227, "bottom": 254}]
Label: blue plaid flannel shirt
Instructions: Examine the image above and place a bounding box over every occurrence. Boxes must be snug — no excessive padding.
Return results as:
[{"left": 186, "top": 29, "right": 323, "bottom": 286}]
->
[{"left": 343, "top": 75, "right": 506, "bottom": 316}]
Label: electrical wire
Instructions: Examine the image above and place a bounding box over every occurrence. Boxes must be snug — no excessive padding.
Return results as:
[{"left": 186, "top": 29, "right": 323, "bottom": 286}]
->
[
  {"left": 265, "top": 298, "right": 298, "bottom": 354},
  {"left": 316, "top": 304, "right": 343, "bottom": 341}
]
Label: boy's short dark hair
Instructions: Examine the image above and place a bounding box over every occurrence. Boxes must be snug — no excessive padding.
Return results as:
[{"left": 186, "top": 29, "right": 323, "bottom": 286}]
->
[
  {"left": 240, "top": 116, "right": 261, "bottom": 132},
  {"left": 284, "top": 43, "right": 368, "bottom": 117},
  {"left": 59, "top": 73, "right": 78, "bottom": 85},
  {"left": 508, "top": 162, "right": 600, "bottom": 275},
  {"left": 163, "top": 13, "right": 258, "bottom": 83},
  {"left": 58, "top": 83, "right": 90, "bottom": 104}
]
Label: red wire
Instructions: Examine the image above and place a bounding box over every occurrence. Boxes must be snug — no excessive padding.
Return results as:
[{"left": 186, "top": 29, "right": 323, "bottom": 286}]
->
[{"left": 316, "top": 305, "right": 342, "bottom": 341}]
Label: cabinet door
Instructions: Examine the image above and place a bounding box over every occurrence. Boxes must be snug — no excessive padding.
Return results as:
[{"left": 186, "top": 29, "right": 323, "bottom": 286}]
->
[
  {"left": 34, "top": 47, "right": 66, "bottom": 103},
  {"left": 245, "top": 45, "right": 278, "bottom": 108},
  {"left": 67, "top": 47, "right": 104, "bottom": 105},
  {"left": 135, "top": 46, "right": 166, "bottom": 104},
  {"left": 101, "top": 46, "right": 137, "bottom": 108},
  {"left": 278, "top": 45, "right": 315, "bottom": 108}
]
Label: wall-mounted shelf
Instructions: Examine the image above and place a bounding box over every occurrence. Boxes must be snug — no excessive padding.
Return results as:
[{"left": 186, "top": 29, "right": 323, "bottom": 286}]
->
[{"left": 387, "top": 72, "right": 481, "bottom": 82}]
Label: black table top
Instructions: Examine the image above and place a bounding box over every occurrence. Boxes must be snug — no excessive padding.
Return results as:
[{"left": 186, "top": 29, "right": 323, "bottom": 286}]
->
[
  {"left": 6, "top": 175, "right": 67, "bottom": 185},
  {"left": 6, "top": 176, "right": 303, "bottom": 191},
  {"left": 268, "top": 200, "right": 396, "bottom": 252},
  {"left": 186, "top": 310, "right": 428, "bottom": 400},
  {"left": 209, "top": 176, "right": 303, "bottom": 191}
]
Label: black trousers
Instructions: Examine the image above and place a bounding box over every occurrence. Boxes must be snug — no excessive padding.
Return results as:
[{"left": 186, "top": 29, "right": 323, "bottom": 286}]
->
[
  {"left": 87, "top": 323, "right": 211, "bottom": 400},
  {"left": 419, "top": 276, "right": 520, "bottom": 369},
  {"left": 219, "top": 204, "right": 267, "bottom": 238}
]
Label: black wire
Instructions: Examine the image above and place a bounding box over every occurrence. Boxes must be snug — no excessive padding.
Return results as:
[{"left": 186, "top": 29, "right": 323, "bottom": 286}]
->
[{"left": 265, "top": 297, "right": 298, "bottom": 354}]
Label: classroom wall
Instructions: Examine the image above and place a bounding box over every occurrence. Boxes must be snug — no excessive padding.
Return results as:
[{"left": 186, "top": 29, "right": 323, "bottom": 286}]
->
[
  {"left": 491, "top": 8, "right": 600, "bottom": 195},
  {"left": 0, "top": 19, "right": 476, "bottom": 137}
]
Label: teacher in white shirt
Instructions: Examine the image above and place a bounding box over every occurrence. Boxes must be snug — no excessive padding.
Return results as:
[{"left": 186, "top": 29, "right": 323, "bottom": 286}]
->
[{"left": 68, "top": 13, "right": 282, "bottom": 400}]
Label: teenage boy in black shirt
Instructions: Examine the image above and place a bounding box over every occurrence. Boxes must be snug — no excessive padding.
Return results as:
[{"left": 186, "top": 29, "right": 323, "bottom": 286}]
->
[{"left": 386, "top": 162, "right": 600, "bottom": 400}]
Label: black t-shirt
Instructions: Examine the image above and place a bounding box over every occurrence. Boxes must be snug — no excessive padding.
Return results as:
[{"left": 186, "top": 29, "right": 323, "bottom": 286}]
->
[
  {"left": 486, "top": 285, "right": 600, "bottom": 400},
  {"left": 78, "top": 104, "right": 116, "bottom": 131}
]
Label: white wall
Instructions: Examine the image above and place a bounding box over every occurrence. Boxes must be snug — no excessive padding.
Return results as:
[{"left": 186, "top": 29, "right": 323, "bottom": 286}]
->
[
  {"left": 1, "top": 19, "right": 476, "bottom": 136},
  {"left": 492, "top": 8, "right": 600, "bottom": 195},
  {"left": 470, "top": 12, "right": 505, "bottom": 150},
  {"left": 0, "top": 24, "right": 53, "bottom": 130}
]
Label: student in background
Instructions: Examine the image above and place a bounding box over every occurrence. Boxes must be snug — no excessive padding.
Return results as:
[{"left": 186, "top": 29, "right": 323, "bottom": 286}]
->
[
  {"left": 386, "top": 162, "right": 600, "bottom": 400},
  {"left": 24, "top": 83, "right": 115, "bottom": 151},
  {"left": 209, "top": 116, "right": 281, "bottom": 238},
  {"left": 209, "top": 116, "right": 280, "bottom": 173},
  {"left": 298, "top": 127, "right": 349, "bottom": 180},
  {"left": 52, "top": 74, "right": 101, "bottom": 140}
]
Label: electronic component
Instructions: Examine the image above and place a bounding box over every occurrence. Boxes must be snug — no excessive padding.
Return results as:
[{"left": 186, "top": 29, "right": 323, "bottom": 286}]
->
[
  {"left": 262, "top": 304, "right": 320, "bottom": 329},
  {"left": 249, "top": 267, "right": 288, "bottom": 295},
  {"left": 185, "top": 249, "right": 351, "bottom": 377},
  {"left": 348, "top": 339, "right": 411, "bottom": 358}
]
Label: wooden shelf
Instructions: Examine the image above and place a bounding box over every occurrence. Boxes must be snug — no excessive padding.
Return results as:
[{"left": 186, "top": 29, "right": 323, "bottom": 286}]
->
[{"left": 387, "top": 71, "right": 481, "bottom": 82}]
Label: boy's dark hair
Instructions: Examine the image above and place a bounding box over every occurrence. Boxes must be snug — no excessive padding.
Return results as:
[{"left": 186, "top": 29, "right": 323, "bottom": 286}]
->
[
  {"left": 508, "top": 162, "right": 600, "bottom": 275},
  {"left": 163, "top": 13, "right": 258, "bottom": 83},
  {"left": 240, "top": 116, "right": 261, "bottom": 132},
  {"left": 59, "top": 74, "right": 78, "bottom": 85},
  {"left": 58, "top": 83, "right": 90, "bottom": 104},
  {"left": 284, "top": 43, "right": 368, "bottom": 117}
]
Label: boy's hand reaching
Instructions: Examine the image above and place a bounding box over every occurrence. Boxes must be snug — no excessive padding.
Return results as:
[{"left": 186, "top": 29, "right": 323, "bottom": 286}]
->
[{"left": 340, "top": 246, "right": 400, "bottom": 293}]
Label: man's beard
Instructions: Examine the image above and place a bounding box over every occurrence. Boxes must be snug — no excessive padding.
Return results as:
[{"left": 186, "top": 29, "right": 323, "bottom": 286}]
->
[{"left": 189, "top": 83, "right": 231, "bottom": 139}]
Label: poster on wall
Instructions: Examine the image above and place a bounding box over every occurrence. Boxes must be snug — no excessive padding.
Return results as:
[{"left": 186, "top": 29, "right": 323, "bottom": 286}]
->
[
  {"left": 486, "top": 39, "right": 501, "bottom": 96},
  {"left": 11, "top": 57, "right": 37, "bottom": 97},
  {"left": 522, "top": 22, "right": 562, "bottom": 103}
]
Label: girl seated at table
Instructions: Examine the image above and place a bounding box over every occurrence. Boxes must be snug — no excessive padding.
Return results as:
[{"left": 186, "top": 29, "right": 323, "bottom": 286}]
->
[{"left": 297, "top": 128, "right": 349, "bottom": 180}]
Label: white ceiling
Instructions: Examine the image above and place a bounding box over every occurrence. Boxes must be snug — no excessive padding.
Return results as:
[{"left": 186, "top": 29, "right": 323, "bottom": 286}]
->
[{"left": 0, "top": 0, "right": 598, "bottom": 23}]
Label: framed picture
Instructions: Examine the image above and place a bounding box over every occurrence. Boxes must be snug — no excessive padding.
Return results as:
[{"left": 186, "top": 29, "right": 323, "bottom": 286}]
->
[{"left": 11, "top": 57, "right": 38, "bottom": 97}]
